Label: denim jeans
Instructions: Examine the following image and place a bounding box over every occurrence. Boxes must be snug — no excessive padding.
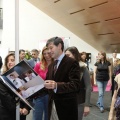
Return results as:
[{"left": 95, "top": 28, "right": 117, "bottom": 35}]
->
[
  {"left": 33, "top": 95, "right": 48, "bottom": 120},
  {"left": 97, "top": 80, "right": 108, "bottom": 107}
]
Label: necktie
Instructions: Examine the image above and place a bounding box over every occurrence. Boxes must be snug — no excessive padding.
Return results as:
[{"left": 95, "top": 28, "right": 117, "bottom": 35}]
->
[
  {"left": 53, "top": 60, "right": 58, "bottom": 76},
  {"left": 34, "top": 59, "right": 37, "bottom": 64}
]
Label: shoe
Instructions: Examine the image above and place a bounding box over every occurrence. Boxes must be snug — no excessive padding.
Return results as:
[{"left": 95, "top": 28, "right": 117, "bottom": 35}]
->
[
  {"left": 100, "top": 107, "right": 104, "bottom": 113},
  {"left": 89, "top": 103, "right": 92, "bottom": 107},
  {"left": 96, "top": 102, "right": 100, "bottom": 109},
  {"left": 106, "top": 106, "right": 110, "bottom": 111}
]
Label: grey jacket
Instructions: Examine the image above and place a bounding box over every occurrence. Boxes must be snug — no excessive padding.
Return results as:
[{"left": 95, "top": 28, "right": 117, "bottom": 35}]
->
[{"left": 78, "top": 61, "right": 91, "bottom": 106}]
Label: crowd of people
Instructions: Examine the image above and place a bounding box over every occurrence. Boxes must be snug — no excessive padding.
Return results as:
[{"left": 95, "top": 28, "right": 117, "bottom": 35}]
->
[{"left": 0, "top": 37, "right": 120, "bottom": 120}]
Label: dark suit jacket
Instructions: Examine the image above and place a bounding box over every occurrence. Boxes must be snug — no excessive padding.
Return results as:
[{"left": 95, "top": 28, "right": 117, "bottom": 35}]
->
[
  {"left": 27, "top": 58, "right": 40, "bottom": 68},
  {"left": 46, "top": 55, "right": 80, "bottom": 120}
]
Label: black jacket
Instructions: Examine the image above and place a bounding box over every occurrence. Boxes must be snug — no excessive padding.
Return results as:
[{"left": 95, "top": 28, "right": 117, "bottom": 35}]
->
[
  {"left": 46, "top": 55, "right": 81, "bottom": 120},
  {"left": 0, "top": 79, "right": 16, "bottom": 120}
]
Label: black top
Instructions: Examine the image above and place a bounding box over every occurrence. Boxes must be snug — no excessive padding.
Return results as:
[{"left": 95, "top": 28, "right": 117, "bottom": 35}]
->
[
  {"left": 0, "top": 79, "right": 16, "bottom": 120},
  {"left": 94, "top": 61, "right": 111, "bottom": 81}
]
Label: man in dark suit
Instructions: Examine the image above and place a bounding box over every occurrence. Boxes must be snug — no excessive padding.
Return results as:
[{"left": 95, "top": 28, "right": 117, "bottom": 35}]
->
[
  {"left": 19, "top": 49, "right": 26, "bottom": 62},
  {"left": 44, "top": 37, "right": 81, "bottom": 120}
]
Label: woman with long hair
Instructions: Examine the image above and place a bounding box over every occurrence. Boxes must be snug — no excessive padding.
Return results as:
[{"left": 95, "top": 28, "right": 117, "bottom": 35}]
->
[
  {"left": 0, "top": 55, "right": 16, "bottom": 120},
  {"left": 2, "top": 52, "right": 31, "bottom": 120},
  {"left": 109, "top": 59, "right": 120, "bottom": 120},
  {"left": 65, "top": 46, "right": 91, "bottom": 120},
  {"left": 33, "top": 46, "right": 53, "bottom": 120},
  {"left": 94, "top": 51, "right": 112, "bottom": 113}
]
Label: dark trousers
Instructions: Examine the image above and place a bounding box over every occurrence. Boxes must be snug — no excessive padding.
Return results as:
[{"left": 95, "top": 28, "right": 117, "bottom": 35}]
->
[
  {"left": 20, "top": 115, "right": 26, "bottom": 120},
  {"left": 111, "top": 75, "right": 115, "bottom": 98}
]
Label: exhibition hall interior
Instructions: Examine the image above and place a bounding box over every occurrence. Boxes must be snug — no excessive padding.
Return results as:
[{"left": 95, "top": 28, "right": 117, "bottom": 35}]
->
[{"left": 0, "top": 0, "right": 120, "bottom": 120}]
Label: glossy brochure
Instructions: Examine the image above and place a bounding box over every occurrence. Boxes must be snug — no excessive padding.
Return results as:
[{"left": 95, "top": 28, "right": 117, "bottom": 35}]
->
[
  {"left": 0, "top": 76, "right": 34, "bottom": 110},
  {"left": 1, "top": 60, "right": 45, "bottom": 99}
]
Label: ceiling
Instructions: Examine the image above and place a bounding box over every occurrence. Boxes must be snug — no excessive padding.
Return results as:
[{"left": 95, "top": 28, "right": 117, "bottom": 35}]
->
[{"left": 28, "top": 0, "right": 120, "bottom": 53}]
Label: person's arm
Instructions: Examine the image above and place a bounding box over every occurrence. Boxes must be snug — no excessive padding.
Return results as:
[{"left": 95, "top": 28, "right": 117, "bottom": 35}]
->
[
  {"left": 108, "top": 90, "right": 117, "bottom": 120},
  {"left": 0, "top": 80, "right": 16, "bottom": 114},
  {"left": 83, "top": 68, "right": 91, "bottom": 105},
  {"left": 94, "top": 66, "right": 97, "bottom": 85},
  {"left": 83, "top": 67, "right": 91, "bottom": 116},
  {"left": 20, "top": 100, "right": 32, "bottom": 116},
  {"left": 45, "top": 61, "right": 80, "bottom": 93},
  {"left": 108, "top": 82, "right": 118, "bottom": 120}
]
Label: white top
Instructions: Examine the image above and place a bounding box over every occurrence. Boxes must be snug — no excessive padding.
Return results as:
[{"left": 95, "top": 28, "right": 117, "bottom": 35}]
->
[{"left": 10, "top": 78, "right": 24, "bottom": 89}]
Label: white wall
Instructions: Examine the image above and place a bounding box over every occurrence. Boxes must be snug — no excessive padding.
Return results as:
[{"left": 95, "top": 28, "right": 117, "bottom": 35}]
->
[
  {"left": 0, "top": 0, "right": 3, "bottom": 7},
  {"left": 2, "top": 0, "right": 99, "bottom": 68},
  {"left": 0, "top": 0, "right": 3, "bottom": 46},
  {"left": 107, "top": 53, "right": 120, "bottom": 59},
  {"left": 0, "top": 29, "right": 2, "bottom": 45}
]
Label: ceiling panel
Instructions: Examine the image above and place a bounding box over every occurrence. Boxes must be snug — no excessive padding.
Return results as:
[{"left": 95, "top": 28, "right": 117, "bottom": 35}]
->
[{"left": 28, "top": 0, "right": 120, "bottom": 53}]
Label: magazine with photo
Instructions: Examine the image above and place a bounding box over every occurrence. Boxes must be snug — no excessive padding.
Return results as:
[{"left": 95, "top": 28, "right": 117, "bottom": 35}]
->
[
  {"left": 0, "top": 76, "right": 34, "bottom": 110},
  {"left": 1, "top": 60, "right": 45, "bottom": 100}
]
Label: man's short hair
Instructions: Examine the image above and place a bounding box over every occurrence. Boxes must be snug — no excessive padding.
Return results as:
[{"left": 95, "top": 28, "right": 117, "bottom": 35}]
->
[
  {"left": 46, "top": 37, "right": 64, "bottom": 51},
  {"left": 25, "top": 70, "right": 32, "bottom": 74},
  {"left": 10, "top": 74, "right": 15, "bottom": 77},
  {"left": 19, "top": 49, "right": 25, "bottom": 54},
  {"left": 31, "top": 49, "right": 39, "bottom": 53}
]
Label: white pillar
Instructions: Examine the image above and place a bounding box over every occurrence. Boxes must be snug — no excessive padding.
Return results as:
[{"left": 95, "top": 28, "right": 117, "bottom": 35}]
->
[
  {"left": 15, "top": 0, "right": 20, "bottom": 120},
  {"left": 15, "top": 0, "right": 19, "bottom": 64}
]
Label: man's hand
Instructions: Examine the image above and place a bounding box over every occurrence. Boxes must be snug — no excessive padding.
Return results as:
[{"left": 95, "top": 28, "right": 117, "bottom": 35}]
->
[{"left": 44, "top": 80, "right": 57, "bottom": 89}]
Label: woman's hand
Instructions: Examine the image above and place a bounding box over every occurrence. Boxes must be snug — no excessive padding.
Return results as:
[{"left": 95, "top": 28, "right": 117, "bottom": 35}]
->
[
  {"left": 83, "top": 106, "right": 90, "bottom": 117},
  {"left": 20, "top": 108, "right": 28, "bottom": 115},
  {"left": 108, "top": 79, "right": 112, "bottom": 86},
  {"left": 94, "top": 81, "right": 97, "bottom": 86}
]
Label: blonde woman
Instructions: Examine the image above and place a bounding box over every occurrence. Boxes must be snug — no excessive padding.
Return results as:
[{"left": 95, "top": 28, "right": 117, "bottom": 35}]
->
[{"left": 33, "top": 46, "right": 53, "bottom": 120}]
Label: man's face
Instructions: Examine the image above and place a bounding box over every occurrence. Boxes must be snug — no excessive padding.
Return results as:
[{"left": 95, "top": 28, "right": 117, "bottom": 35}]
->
[
  {"left": 112, "top": 53, "right": 117, "bottom": 58},
  {"left": 10, "top": 75, "right": 15, "bottom": 79},
  {"left": 19, "top": 51, "right": 25, "bottom": 60},
  {"left": 47, "top": 42, "right": 60, "bottom": 59},
  {"left": 25, "top": 73, "right": 31, "bottom": 77},
  {"left": 31, "top": 51, "right": 38, "bottom": 59}
]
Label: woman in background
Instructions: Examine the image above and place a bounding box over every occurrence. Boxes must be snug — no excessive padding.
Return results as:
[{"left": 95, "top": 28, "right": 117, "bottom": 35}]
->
[
  {"left": 80, "top": 52, "right": 89, "bottom": 69},
  {"left": 33, "top": 46, "right": 53, "bottom": 120},
  {"left": 94, "top": 51, "right": 112, "bottom": 113},
  {"left": 0, "top": 55, "right": 16, "bottom": 120},
  {"left": 65, "top": 46, "right": 91, "bottom": 120},
  {"left": 2, "top": 53, "right": 30, "bottom": 120}
]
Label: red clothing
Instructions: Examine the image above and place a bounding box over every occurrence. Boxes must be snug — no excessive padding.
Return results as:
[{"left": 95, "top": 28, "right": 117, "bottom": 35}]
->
[{"left": 34, "top": 62, "right": 48, "bottom": 80}]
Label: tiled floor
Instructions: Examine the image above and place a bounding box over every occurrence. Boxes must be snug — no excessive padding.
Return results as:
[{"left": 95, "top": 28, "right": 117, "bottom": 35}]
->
[
  {"left": 27, "top": 91, "right": 111, "bottom": 120},
  {"left": 83, "top": 92, "right": 110, "bottom": 120}
]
